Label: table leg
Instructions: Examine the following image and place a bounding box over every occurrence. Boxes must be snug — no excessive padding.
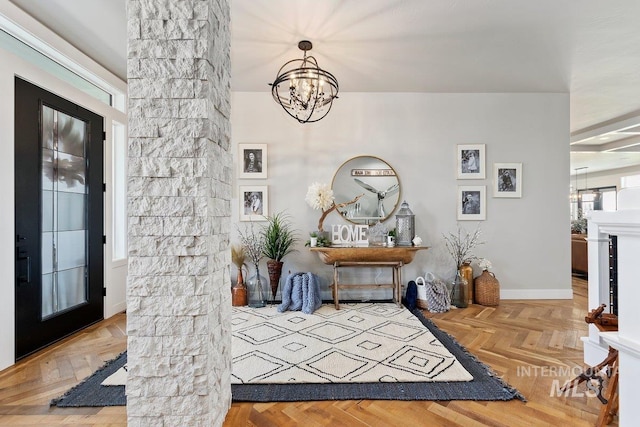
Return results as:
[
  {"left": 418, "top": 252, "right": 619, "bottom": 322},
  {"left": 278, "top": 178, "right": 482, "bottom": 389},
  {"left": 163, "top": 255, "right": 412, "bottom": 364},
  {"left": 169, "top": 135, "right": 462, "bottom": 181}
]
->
[{"left": 333, "top": 262, "right": 339, "bottom": 310}]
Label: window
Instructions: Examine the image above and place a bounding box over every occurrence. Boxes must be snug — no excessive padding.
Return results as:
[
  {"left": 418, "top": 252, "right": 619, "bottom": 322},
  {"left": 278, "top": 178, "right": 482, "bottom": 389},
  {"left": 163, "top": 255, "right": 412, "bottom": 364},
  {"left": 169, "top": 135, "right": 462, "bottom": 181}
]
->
[
  {"left": 112, "top": 122, "right": 127, "bottom": 260},
  {"left": 621, "top": 174, "right": 640, "bottom": 189}
]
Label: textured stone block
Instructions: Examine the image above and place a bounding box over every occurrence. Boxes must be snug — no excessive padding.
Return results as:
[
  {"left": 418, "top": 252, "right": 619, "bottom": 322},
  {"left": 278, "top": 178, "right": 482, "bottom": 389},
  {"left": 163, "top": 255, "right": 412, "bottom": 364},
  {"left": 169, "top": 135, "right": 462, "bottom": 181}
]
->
[
  {"left": 130, "top": 98, "right": 181, "bottom": 118},
  {"left": 127, "top": 314, "right": 156, "bottom": 336},
  {"left": 128, "top": 177, "right": 180, "bottom": 197},
  {"left": 128, "top": 196, "right": 194, "bottom": 217},
  {"left": 155, "top": 316, "right": 194, "bottom": 336},
  {"left": 139, "top": 0, "right": 171, "bottom": 19},
  {"left": 177, "top": 177, "right": 211, "bottom": 197},
  {"left": 138, "top": 58, "right": 196, "bottom": 79},
  {"left": 129, "top": 216, "right": 163, "bottom": 236},
  {"left": 169, "top": 0, "right": 195, "bottom": 19},
  {"left": 129, "top": 256, "right": 181, "bottom": 276},
  {"left": 158, "top": 118, "right": 210, "bottom": 138},
  {"left": 171, "top": 395, "right": 210, "bottom": 415},
  {"left": 128, "top": 275, "right": 197, "bottom": 296},
  {"left": 127, "top": 396, "right": 173, "bottom": 416},
  {"left": 128, "top": 336, "right": 163, "bottom": 357},
  {"left": 128, "top": 158, "right": 172, "bottom": 177},
  {"left": 171, "top": 295, "right": 208, "bottom": 316},
  {"left": 163, "top": 216, "right": 210, "bottom": 236},
  {"left": 128, "top": 355, "right": 171, "bottom": 377},
  {"left": 162, "top": 335, "right": 208, "bottom": 356}
]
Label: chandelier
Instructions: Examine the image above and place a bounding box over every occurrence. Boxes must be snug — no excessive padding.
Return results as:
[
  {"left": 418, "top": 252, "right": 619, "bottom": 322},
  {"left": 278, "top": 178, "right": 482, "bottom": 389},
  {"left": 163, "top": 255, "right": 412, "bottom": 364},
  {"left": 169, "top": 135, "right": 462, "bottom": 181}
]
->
[{"left": 270, "top": 40, "right": 339, "bottom": 123}]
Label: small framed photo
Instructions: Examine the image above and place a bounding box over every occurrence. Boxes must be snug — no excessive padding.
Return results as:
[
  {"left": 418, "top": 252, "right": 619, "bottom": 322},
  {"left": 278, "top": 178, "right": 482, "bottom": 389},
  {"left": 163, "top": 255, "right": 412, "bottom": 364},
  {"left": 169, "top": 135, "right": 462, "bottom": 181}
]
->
[
  {"left": 457, "top": 186, "right": 486, "bottom": 220},
  {"left": 457, "top": 144, "right": 486, "bottom": 179},
  {"left": 494, "top": 163, "right": 522, "bottom": 198},
  {"left": 238, "top": 143, "right": 267, "bottom": 179},
  {"left": 239, "top": 185, "right": 268, "bottom": 221}
]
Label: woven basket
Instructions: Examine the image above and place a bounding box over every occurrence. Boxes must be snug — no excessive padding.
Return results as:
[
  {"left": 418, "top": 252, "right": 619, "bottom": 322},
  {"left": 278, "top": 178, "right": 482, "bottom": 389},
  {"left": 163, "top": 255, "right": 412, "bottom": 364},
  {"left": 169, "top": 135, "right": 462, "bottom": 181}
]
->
[{"left": 474, "top": 270, "right": 500, "bottom": 306}]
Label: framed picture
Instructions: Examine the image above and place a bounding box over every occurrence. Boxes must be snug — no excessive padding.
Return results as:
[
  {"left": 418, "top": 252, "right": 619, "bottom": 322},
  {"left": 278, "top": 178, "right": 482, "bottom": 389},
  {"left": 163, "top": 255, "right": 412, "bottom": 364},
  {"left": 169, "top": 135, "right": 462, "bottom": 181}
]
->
[
  {"left": 238, "top": 143, "right": 267, "bottom": 179},
  {"left": 494, "top": 163, "right": 522, "bottom": 198},
  {"left": 457, "top": 186, "right": 486, "bottom": 220},
  {"left": 239, "top": 185, "right": 268, "bottom": 221},
  {"left": 457, "top": 144, "right": 486, "bottom": 179}
]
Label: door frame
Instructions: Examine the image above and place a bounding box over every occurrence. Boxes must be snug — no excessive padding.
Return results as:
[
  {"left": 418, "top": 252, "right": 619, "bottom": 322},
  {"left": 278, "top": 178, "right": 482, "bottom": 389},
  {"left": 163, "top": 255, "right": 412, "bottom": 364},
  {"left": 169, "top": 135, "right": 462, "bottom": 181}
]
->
[{"left": 14, "top": 76, "right": 104, "bottom": 360}]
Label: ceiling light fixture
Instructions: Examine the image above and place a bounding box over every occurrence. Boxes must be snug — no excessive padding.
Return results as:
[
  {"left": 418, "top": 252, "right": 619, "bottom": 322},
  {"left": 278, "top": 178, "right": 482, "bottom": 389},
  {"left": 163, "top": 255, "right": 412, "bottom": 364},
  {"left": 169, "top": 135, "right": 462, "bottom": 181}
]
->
[{"left": 269, "top": 40, "right": 339, "bottom": 124}]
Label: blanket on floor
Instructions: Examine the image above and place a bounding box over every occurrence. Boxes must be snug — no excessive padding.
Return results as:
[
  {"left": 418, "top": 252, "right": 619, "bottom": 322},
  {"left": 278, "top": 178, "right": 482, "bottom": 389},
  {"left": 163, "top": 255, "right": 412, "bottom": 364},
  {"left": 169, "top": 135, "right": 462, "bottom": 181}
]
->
[{"left": 277, "top": 272, "right": 322, "bottom": 314}]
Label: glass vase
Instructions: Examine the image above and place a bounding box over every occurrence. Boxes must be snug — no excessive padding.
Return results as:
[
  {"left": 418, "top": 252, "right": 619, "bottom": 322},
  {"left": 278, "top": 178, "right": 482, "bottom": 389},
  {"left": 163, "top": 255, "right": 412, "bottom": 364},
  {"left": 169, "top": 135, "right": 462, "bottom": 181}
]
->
[
  {"left": 451, "top": 269, "right": 469, "bottom": 308},
  {"left": 247, "top": 267, "right": 268, "bottom": 308}
]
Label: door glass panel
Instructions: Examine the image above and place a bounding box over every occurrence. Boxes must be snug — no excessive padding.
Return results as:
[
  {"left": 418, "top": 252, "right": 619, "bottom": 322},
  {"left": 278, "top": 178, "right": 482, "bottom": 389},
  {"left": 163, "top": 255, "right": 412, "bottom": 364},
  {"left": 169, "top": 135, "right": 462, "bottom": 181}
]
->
[
  {"left": 57, "top": 111, "right": 86, "bottom": 157},
  {"left": 41, "top": 273, "right": 54, "bottom": 318},
  {"left": 42, "top": 190, "right": 54, "bottom": 232},
  {"left": 56, "top": 267, "right": 86, "bottom": 312},
  {"left": 57, "top": 152, "right": 86, "bottom": 193},
  {"left": 41, "top": 232, "right": 54, "bottom": 275},
  {"left": 57, "top": 192, "right": 86, "bottom": 231},
  {"left": 41, "top": 107, "right": 88, "bottom": 319},
  {"left": 42, "top": 148, "right": 54, "bottom": 190},
  {"left": 57, "top": 230, "right": 86, "bottom": 271}
]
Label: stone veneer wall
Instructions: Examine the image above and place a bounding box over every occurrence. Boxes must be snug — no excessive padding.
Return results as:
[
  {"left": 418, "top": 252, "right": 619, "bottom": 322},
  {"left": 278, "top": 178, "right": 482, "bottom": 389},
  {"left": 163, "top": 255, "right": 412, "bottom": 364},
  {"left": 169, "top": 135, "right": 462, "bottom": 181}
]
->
[{"left": 126, "top": 0, "right": 232, "bottom": 425}]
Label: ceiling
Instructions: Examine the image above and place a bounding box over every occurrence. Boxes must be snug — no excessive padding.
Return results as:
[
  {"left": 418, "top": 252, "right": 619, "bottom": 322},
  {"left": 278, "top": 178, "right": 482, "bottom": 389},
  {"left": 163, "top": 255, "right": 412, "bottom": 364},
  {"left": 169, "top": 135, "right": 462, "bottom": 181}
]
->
[{"left": 8, "top": 0, "right": 640, "bottom": 174}]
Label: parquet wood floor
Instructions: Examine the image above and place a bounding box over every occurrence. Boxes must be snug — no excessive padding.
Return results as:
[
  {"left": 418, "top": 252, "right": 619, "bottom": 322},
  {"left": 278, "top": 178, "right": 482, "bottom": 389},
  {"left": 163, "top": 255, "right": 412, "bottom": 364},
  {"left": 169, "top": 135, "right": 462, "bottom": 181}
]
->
[{"left": 0, "top": 277, "right": 616, "bottom": 426}]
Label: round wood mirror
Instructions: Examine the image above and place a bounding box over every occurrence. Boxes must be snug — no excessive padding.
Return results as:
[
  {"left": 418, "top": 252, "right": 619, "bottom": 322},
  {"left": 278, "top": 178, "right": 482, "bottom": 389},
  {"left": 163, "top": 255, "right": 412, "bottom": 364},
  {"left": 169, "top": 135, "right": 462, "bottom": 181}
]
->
[{"left": 331, "top": 156, "right": 401, "bottom": 224}]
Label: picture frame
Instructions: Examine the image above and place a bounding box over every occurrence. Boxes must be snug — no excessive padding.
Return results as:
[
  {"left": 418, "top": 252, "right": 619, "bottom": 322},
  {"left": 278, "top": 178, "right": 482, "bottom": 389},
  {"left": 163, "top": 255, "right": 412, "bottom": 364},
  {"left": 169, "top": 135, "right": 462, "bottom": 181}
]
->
[
  {"left": 238, "top": 143, "right": 267, "bottom": 179},
  {"left": 493, "top": 163, "right": 522, "bottom": 198},
  {"left": 239, "top": 185, "right": 268, "bottom": 221},
  {"left": 456, "top": 144, "right": 486, "bottom": 179},
  {"left": 457, "top": 186, "right": 486, "bottom": 220}
]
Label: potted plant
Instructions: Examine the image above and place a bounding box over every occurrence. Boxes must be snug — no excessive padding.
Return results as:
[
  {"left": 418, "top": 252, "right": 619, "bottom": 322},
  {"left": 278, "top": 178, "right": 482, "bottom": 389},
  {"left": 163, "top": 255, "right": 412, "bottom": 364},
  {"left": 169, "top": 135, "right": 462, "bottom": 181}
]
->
[
  {"left": 309, "top": 231, "right": 319, "bottom": 247},
  {"left": 262, "top": 212, "right": 299, "bottom": 301},
  {"left": 387, "top": 228, "right": 396, "bottom": 247}
]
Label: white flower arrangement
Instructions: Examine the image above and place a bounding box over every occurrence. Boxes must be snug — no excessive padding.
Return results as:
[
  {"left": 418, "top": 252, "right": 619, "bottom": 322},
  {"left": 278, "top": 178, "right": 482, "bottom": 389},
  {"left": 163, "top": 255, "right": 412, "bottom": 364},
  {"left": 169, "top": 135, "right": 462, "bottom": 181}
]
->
[
  {"left": 305, "top": 181, "right": 364, "bottom": 232},
  {"left": 478, "top": 258, "right": 492, "bottom": 271},
  {"left": 305, "top": 182, "right": 335, "bottom": 211}
]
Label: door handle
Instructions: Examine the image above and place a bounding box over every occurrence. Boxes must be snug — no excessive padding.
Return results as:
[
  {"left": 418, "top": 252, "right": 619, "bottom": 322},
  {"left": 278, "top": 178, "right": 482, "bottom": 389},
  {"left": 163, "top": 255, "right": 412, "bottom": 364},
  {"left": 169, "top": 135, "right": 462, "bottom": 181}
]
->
[{"left": 17, "top": 254, "right": 31, "bottom": 285}]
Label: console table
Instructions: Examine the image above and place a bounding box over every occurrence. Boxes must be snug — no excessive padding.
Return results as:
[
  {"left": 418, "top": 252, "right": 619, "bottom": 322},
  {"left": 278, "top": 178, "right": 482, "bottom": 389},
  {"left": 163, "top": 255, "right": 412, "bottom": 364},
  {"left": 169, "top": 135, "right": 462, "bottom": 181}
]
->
[{"left": 309, "top": 246, "right": 428, "bottom": 309}]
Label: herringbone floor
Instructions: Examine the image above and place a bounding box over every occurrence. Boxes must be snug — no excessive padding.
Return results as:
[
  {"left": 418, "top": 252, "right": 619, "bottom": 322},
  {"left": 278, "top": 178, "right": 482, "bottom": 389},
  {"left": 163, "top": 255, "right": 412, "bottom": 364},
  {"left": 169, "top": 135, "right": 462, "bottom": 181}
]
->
[{"left": 0, "top": 277, "right": 616, "bottom": 426}]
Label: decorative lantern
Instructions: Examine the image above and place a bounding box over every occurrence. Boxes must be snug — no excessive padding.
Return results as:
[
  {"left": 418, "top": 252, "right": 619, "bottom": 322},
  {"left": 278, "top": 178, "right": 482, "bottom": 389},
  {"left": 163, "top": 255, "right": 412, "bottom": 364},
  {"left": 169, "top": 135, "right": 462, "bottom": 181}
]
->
[{"left": 395, "top": 200, "right": 415, "bottom": 246}]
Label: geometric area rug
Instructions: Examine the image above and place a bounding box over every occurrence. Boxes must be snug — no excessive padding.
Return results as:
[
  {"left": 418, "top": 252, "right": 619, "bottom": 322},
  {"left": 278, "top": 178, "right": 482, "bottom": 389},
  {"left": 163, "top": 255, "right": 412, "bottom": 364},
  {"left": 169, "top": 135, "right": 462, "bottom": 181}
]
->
[
  {"left": 51, "top": 304, "right": 524, "bottom": 406},
  {"left": 232, "top": 303, "right": 472, "bottom": 384},
  {"left": 232, "top": 303, "right": 525, "bottom": 402}
]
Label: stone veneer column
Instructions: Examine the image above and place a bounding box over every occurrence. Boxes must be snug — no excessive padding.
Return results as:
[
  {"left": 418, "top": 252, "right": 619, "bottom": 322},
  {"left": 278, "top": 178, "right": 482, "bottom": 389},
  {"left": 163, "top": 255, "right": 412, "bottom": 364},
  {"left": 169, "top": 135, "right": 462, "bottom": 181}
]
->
[{"left": 126, "top": 1, "right": 232, "bottom": 425}]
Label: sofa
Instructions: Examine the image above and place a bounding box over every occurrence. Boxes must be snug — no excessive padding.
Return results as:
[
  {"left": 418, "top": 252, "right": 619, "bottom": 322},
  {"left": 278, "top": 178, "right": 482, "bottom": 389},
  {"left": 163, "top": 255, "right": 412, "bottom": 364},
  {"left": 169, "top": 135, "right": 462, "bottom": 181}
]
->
[{"left": 571, "top": 233, "right": 588, "bottom": 276}]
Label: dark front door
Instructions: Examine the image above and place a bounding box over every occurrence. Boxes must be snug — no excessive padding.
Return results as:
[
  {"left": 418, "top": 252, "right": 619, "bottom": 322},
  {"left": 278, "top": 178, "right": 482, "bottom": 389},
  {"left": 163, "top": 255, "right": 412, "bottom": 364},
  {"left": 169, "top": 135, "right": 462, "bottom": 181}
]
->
[{"left": 15, "top": 77, "right": 104, "bottom": 360}]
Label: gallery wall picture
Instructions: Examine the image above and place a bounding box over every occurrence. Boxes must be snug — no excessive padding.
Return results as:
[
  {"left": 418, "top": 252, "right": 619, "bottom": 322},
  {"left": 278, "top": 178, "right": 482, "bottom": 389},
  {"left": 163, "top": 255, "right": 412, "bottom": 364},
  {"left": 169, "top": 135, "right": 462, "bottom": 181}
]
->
[
  {"left": 238, "top": 143, "right": 267, "bottom": 179},
  {"left": 457, "top": 144, "right": 486, "bottom": 179},
  {"left": 457, "top": 185, "right": 486, "bottom": 220},
  {"left": 494, "top": 163, "right": 522, "bottom": 198},
  {"left": 240, "top": 185, "right": 268, "bottom": 221}
]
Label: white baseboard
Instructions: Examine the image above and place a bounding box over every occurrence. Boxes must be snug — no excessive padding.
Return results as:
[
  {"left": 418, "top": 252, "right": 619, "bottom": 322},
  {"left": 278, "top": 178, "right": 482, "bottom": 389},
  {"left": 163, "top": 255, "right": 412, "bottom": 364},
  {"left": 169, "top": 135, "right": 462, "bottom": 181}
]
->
[
  {"left": 105, "top": 300, "right": 126, "bottom": 319},
  {"left": 499, "top": 288, "right": 573, "bottom": 300}
]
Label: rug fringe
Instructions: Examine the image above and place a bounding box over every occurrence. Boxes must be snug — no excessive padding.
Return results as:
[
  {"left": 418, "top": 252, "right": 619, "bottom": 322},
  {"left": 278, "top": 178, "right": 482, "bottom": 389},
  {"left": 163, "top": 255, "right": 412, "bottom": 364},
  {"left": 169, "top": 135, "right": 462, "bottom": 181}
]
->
[{"left": 49, "top": 351, "right": 127, "bottom": 407}]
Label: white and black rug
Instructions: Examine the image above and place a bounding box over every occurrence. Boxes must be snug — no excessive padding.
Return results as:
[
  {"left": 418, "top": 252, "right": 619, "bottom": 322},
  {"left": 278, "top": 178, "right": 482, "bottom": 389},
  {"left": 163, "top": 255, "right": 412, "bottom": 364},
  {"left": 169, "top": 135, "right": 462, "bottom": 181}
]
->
[
  {"left": 52, "top": 304, "right": 525, "bottom": 406},
  {"left": 232, "top": 303, "right": 472, "bottom": 384}
]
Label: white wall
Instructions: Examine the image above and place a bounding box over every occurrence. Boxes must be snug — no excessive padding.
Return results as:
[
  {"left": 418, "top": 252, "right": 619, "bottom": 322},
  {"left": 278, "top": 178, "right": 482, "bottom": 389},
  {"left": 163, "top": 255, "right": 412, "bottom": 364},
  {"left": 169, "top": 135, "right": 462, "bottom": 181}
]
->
[
  {"left": 582, "top": 165, "right": 640, "bottom": 190},
  {"left": 0, "top": 46, "right": 126, "bottom": 370},
  {"left": 231, "top": 92, "right": 571, "bottom": 301}
]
